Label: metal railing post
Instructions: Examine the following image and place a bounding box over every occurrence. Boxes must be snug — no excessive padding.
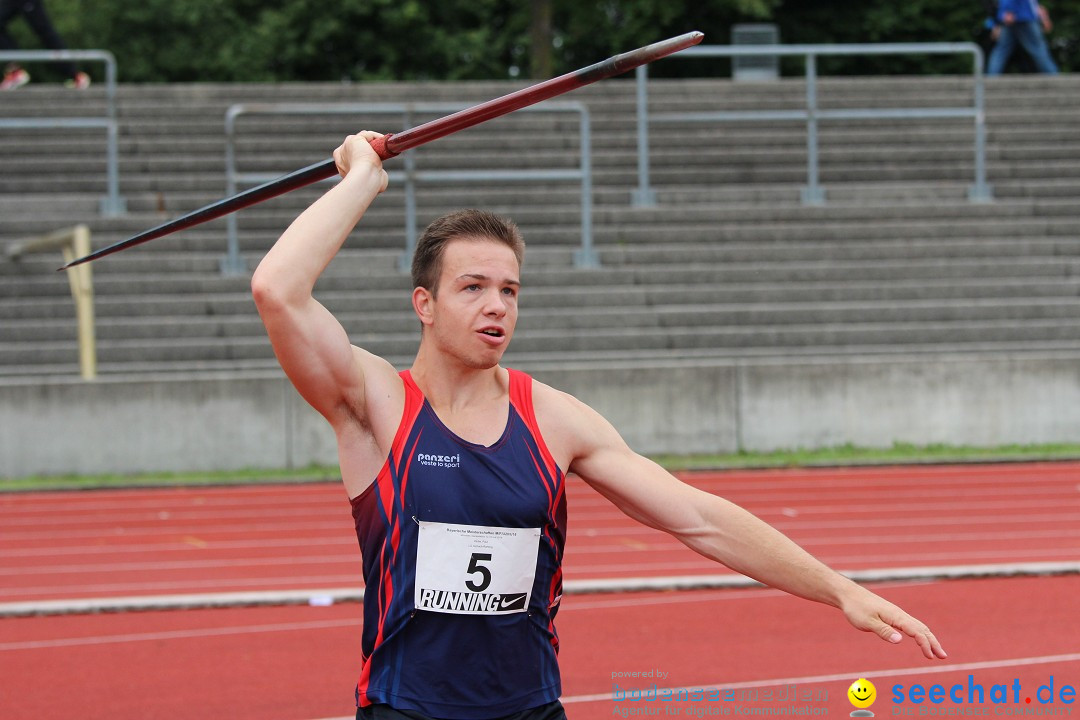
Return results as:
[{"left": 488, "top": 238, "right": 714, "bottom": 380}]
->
[
  {"left": 0, "top": 49, "right": 126, "bottom": 216},
  {"left": 226, "top": 102, "right": 596, "bottom": 276},
  {"left": 573, "top": 107, "right": 599, "bottom": 268},
  {"left": 801, "top": 52, "right": 825, "bottom": 205},
  {"left": 100, "top": 53, "right": 125, "bottom": 216},
  {"left": 7, "top": 225, "right": 98, "bottom": 379},
  {"left": 221, "top": 106, "right": 246, "bottom": 276},
  {"left": 65, "top": 225, "right": 98, "bottom": 379},
  {"left": 969, "top": 45, "right": 993, "bottom": 203},
  {"left": 635, "top": 42, "right": 993, "bottom": 206},
  {"left": 632, "top": 65, "right": 657, "bottom": 207}
]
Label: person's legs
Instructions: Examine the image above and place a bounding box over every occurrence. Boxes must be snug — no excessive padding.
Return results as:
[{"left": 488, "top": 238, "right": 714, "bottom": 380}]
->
[
  {"left": 986, "top": 25, "right": 1017, "bottom": 75},
  {"left": 20, "top": 0, "right": 79, "bottom": 78},
  {"left": 0, "top": 2, "right": 29, "bottom": 90},
  {"left": 1012, "top": 20, "right": 1058, "bottom": 74},
  {"left": 0, "top": 0, "right": 22, "bottom": 53}
]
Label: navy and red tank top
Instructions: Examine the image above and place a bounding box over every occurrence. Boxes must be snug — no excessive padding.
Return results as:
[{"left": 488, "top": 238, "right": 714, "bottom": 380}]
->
[{"left": 350, "top": 368, "right": 567, "bottom": 718}]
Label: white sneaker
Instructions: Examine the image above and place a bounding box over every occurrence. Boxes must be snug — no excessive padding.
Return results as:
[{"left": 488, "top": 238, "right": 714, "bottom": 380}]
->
[
  {"left": 1, "top": 68, "right": 30, "bottom": 90},
  {"left": 65, "top": 71, "right": 91, "bottom": 90}
]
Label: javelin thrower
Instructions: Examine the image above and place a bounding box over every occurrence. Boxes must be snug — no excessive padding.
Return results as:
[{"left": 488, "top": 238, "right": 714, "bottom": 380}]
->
[{"left": 243, "top": 35, "right": 948, "bottom": 720}]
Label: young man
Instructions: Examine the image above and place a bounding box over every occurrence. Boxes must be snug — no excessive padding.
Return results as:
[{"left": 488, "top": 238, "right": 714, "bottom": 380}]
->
[{"left": 252, "top": 132, "right": 947, "bottom": 720}]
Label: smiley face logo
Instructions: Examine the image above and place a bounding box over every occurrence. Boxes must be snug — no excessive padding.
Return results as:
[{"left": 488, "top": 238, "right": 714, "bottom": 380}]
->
[{"left": 848, "top": 678, "right": 877, "bottom": 709}]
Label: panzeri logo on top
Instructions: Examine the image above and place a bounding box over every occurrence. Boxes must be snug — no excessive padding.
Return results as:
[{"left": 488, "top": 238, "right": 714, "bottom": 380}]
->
[
  {"left": 417, "top": 452, "right": 461, "bottom": 469},
  {"left": 417, "top": 588, "right": 528, "bottom": 614}
]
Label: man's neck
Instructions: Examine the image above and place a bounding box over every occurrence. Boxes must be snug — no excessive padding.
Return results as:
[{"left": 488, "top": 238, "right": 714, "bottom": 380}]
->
[{"left": 409, "top": 350, "right": 508, "bottom": 413}]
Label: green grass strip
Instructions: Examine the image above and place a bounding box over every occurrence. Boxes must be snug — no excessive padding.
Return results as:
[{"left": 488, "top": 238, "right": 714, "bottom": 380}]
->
[{"left": 3, "top": 442, "right": 1080, "bottom": 492}]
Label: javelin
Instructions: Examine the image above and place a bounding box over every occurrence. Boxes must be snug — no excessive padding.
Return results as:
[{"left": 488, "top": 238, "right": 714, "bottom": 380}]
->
[{"left": 61, "top": 31, "right": 704, "bottom": 270}]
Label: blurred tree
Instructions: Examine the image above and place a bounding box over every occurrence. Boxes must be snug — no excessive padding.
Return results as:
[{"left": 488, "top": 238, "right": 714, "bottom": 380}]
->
[
  {"left": 17, "top": 0, "right": 1078, "bottom": 82},
  {"left": 530, "top": 0, "right": 553, "bottom": 78}
]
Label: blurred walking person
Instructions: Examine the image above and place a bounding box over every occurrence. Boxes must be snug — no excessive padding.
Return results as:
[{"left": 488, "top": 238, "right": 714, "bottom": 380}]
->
[
  {"left": 1, "top": 0, "right": 89, "bottom": 89},
  {"left": 987, "top": 0, "right": 1058, "bottom": 75}
]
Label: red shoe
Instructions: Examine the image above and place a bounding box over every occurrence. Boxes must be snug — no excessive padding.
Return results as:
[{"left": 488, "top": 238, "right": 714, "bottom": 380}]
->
[
  {"left": 65, "top": 71, "right": 91, "bottom": 89},
  {"left": 1, "top": 68, "right": 30, "bottom": 90}
]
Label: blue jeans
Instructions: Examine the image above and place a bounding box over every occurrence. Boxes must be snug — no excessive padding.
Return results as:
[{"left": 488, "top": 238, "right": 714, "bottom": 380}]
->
[{"left": 987, "top": 21, "right": 1059, "bottom": 75}]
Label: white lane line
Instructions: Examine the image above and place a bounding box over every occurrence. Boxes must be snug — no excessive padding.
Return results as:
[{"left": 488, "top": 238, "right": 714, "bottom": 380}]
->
[
  {"left": 0, "top": 553, "right": 360, "bottom": 576},
  {"left": 563, "top": 528, "right": 1080, "bottom": 555},
  {"left": 0, "top": 494, "right": 343, "bottom": 516},
  {"left": 2, "top": 561, "right": 1075, "bottom": 618},
  {"left": 5, "top": 509, "right": 1079, "bottom": 545},
  {"left": 299, "top": 648, "right": 1080, "bottom": 717},
  {"left": 19, "top": 522, "right": 1068, "bottom": 565},
  {"left": 566, "top": 483, "right": 1078, "bottom": 510},
  {"left": 0, "top": 574, "right": 365, "bottom": 600},
  {"left": 0, "top": 506, "right": 356, "bottom": 527},
  {"left": 567, "top": 547, "right": 1080, "bottom": 576},
  {"left": 0, "top": 520, "right": 347, "bottom": 542},
  {"left": 572, "top": 511, "right": 1080, "bottom": 536},
  {"left": 573, "top": 497, "right": 1080, "bottom": 522},
  {"left": 0, "top": 617, "right": 361, "bottom": 651},
  {"left": 560, "top": 652, "right": 1080, "bottom": 704},
  {"left": 1, "top": 536, "right": 354, "bottom": 558}
]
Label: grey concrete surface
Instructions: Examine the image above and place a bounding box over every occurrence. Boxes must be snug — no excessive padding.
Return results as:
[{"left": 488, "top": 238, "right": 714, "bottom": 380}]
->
[{"left": 4, "top": 352, "right": 1079, "bottom": 477}]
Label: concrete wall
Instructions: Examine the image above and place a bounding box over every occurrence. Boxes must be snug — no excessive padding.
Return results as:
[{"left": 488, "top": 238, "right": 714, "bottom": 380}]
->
[{"left": 3, "top": 352, "right": 1080, "bottom": 478}]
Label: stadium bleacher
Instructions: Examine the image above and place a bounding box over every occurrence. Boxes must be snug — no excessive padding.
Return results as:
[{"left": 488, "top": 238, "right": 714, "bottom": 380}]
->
[{"left": 2, "top": 73, "right": 1079, "bottom": 377}]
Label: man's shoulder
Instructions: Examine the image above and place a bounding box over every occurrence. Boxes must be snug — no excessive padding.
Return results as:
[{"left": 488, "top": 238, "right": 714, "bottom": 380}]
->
[
  {"left": 524, "top": 374, "right": 604, "bottom": 432},
  {"left": 525, "top": 374, "right": 579, "bottom": 409}
]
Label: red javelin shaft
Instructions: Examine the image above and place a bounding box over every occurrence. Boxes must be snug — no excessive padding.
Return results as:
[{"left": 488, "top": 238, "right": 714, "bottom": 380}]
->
[{"left": 61, "top": 31, "right": 703, "bottom": 270}]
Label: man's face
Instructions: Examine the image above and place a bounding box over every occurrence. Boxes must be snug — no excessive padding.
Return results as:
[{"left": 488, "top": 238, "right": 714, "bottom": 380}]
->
[{"left": 417, "top": 237, "right": 520, "bottom": 369}]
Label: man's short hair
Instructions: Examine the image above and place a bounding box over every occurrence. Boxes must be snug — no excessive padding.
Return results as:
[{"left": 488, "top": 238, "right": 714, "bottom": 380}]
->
[{"left": 411, "top": 209, "right": 525, "bottom": 295}]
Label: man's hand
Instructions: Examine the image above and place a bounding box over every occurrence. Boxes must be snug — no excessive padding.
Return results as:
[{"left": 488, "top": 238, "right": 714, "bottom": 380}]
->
[
  {"left": 1038, "top": 5, "right": 1053, "bottom": 32},
  {"left": 841, "top": 586, "right": 948, "bottom": 660},
  {"left": 333, "top": 131, "right": 390, "bottom": 192}
]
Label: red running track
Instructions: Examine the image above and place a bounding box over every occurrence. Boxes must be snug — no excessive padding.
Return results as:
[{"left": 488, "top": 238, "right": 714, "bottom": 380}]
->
[
  {"left": 2, "top": 462, "right": 1079, "bottom": 604},
  {"left": 0, "top": 463, "right": 1078, "bottom": 719},
  {"left": 1, "top": 575, "right": 1078, "bottom": 720}
]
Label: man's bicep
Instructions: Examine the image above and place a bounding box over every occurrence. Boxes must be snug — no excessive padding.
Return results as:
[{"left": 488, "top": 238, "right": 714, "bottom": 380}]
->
[
  {"left": 258, "top": 295, "right": 366, "bottom": 423},
  {"left": 565, "top": 401, "right": 705, "bottom": 534}
]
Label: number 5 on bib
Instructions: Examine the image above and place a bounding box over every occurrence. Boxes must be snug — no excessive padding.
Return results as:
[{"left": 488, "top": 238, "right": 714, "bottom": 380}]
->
[{"left": 414, "top": 521, "right": 541, "bottom": 615}]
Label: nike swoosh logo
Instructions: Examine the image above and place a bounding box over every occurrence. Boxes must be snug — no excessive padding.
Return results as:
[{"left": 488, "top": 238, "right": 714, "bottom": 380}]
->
[{"left": 500, "top": 595, "right": 524, "bottom": 609}]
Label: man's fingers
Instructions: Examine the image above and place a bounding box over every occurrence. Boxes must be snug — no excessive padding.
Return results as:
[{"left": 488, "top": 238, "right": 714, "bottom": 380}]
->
[{"left": 886, "top": 613, "right": 949, "bottom": 660}]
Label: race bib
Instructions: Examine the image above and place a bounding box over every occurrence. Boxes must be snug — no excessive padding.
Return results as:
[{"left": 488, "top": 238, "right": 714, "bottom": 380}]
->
[{"left": 414, "top": 520, "right": 541, "bottom": 615}]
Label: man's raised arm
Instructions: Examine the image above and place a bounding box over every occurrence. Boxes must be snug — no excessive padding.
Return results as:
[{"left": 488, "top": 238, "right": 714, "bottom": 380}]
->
[{"left": 251, "top": 132, "right": 390, "bottom": 426}]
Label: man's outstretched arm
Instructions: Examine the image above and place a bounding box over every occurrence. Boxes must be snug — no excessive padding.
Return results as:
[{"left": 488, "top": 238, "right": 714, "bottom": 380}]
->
[{"left": 551, "top": 390, "right": 948, "bottom": 660}]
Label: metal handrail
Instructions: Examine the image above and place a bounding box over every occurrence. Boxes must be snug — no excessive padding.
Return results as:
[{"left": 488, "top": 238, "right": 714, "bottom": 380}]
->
[
  {"left": 0, "top": 49, "right": 126, "bottom": 215},
  {"left": 223, "top": 102, "right": 595, "bottom": 276},
  {"left": 5, "top": 225, "right": 97, "bottom": 380},
  {"left": 633, "top": 42, "right": 992, "bottom": 206}
]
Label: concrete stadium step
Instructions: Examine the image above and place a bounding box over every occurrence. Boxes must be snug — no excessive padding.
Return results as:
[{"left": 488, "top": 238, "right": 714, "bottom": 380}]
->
[
  {"left": 4, "top": 249, "right": 1078, "bottom": 300},
  {"left": 7, "top": 275, "right": 1080, "bottom": 323},
  {"left": 14, "top": 336, "right": 1080, "bottom": 380},
  {"left": 7, "top": 317, "right": 1080, "bottom": 367},
  {"left": 4, "top": 74, "right": 1080, "bottom": 374},
  {"left": 8, "top": 296, "right": 1080, "bottom": 346},
  {"left": 26, "top": 209, "right": 1074, "bottom": 250}
]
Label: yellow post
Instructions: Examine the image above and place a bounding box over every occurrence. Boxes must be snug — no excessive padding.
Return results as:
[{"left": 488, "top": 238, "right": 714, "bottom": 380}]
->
[{"left": 60, "top": 225, "right": 98, "bottom": 380}]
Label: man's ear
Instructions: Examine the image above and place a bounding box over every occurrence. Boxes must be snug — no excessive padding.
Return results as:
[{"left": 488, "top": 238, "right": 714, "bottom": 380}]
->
[{"left": 412, "top": 286, "right": 435, "bottom": 327}]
